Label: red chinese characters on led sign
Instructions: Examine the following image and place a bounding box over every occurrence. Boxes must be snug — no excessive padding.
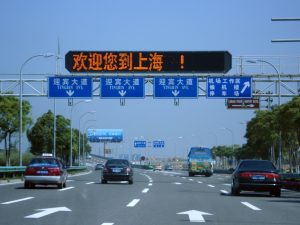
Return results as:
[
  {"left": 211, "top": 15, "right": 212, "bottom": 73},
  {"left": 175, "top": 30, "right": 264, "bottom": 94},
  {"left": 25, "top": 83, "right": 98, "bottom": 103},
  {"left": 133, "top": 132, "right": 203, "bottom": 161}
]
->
[{"left": 65, "top": 51, "right": 232, "bottom": 73}]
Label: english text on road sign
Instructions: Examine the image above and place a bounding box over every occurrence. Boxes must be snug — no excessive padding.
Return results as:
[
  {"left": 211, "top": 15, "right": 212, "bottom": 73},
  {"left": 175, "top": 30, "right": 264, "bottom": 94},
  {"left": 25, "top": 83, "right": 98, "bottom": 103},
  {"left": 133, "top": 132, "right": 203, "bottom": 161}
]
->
[
  {"left": 154, "top": 77, "right": 198, "bottom": 98},
  {"left": 101, "top": 77, "right": 145, "bottom": 98},
  {"left": 65, "top": 51, "right": 232, "bottom": 73},
  {"left": 207, "top": 76, "right": 252, "bottom": 98},
  {"left": 134, "top": 140, "right": 147, "bottom": 148},
  {"left": 48, "top": 76, "right": 93, "bottom": 98},
  {"left": 227, "top": 98, "right": 259, "bottom": 109}
]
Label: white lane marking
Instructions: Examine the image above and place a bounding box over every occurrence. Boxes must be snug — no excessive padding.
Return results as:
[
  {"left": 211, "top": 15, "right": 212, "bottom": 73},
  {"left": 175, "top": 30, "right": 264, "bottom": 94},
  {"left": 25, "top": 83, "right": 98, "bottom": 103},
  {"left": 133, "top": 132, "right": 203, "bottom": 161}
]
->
[
  {"left": 127, "top": 199, "right": 140, "bottom": 207},
  {"left": 189, "top": 179, "right": 194, "bottom": 181},
  {"left": 142, "top": 188, "right": 149, "bottom": 193},
  {"left": 182, "top": 177, "right": 186, "bottom": 179},
  {"left": 101, "top": 223, "right": 114, "bottom": 225},
  {"left": 222, "top": 184, "right": 231, "bottom": 186},
  {"left": 0, "top": 181, "right": 23, "bottom": 186},
  {"left": 208, "top": 185, "right": 215, "bottom": 188},
  {"left": 220, "top": 190, "right": 229, "bottom": 194},
  {"left": 198, "top": 181, "right": 203, "bottom": 184},
  {"left": 67, "top": 180, "right": 74, "bottom": 182},
  {"left": 241, "top": 202, "right": 262, "bottom": 211},
  {"left": 174, "top": 182, "right": 182, "bottom": 185},
  {"left": 1, "top": 197, "right": 34, "bottom": 205},
  {"left": 86, "top": 182, "right": 95, "bottom": 185},
  {"left": 58, "top": 187, "right": 74, "bottom": 192},
  {"left": 25, "top": 207, "right": 71, "bottom": 218},
  {"left": 148, "top": 183, "right": 153, "bottom": 186}
]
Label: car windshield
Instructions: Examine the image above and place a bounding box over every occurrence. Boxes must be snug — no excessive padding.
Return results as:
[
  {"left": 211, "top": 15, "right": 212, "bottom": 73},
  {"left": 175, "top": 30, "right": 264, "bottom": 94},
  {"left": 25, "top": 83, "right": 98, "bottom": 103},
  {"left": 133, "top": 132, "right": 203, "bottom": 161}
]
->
[
  {"left": 238, "top": 161, "right": 276, "bottom": 171},
  {"left": 106, "top": 160, "right": 129, "bottom": 167},
  {"left": 30, "top": 158, "right": 58, "bottom": 166}
]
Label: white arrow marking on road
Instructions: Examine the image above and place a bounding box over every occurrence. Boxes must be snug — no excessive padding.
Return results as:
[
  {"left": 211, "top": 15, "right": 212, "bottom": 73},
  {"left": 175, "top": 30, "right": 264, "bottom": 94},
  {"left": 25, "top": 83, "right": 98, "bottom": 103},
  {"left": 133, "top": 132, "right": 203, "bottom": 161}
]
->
[
  {"left": 241, "top": 81, "right": 250, "bottom": 94},
  {"left": 172, "top": 90, "right": 180, "bottom": 97},
  {"left": 118, "top": 90, "right": 126, "bottom": 97},
  {"left": 66, "top": 90, "right": 74, "bottom": 97},
  {"left": 25, "top": 207, "right": 71, "bottom": 219},
  {"left": 1, "top": 197, "right": 34, "bottom": 205},
  {"left": 177, "top": 210, "right": 213, "bottom": 223}
]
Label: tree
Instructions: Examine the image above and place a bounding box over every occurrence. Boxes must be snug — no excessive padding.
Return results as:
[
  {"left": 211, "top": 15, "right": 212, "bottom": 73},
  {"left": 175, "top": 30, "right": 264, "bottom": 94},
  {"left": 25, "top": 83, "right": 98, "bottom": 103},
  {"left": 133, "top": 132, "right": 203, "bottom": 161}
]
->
[{"left": 0, "top": 95, "right": 31, "bottom": 166}]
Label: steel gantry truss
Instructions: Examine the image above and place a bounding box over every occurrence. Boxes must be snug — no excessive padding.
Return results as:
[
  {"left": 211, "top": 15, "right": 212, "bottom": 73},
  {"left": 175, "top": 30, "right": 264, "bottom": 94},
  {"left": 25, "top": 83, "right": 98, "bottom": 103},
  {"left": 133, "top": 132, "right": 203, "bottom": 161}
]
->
[{"left": 1, "top": 56, "right": 300, "bottom": 105}]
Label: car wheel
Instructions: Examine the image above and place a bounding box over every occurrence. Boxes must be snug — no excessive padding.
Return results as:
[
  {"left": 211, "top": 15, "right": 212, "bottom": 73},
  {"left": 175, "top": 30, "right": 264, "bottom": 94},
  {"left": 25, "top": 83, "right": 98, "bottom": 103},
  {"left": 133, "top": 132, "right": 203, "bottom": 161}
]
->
[
  {"left": 101, "top": 179, "right": 107, "bottom": 184},
  {"left": 24, "top": 182, "right": 30, "bottom": 189},
  {"left": 58, "top": 182, "right": 64, "bottom": 189},
  {"left": 271, "top": 189, "right": 281, "bottom": 197},
  {"left": 231, "top": 181, "right": 240, "bottom": 196},
  {"left": 63, "top": 181, "right": 67, "bottom": 188},
  {"left": 189, "top": 172, "right": 194, "bottom": 177},
  {"left": 128, "top": 179, "right": 133, "bottom": 185}
]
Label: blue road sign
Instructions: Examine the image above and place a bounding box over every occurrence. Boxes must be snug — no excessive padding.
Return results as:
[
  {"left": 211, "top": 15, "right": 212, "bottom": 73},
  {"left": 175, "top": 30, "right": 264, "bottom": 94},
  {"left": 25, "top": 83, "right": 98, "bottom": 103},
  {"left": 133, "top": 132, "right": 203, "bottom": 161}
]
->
[
  {"left": 134, "top": 140, "right": 147, "bottom": 148},
  {"left": 101, "top": 77, "right": 145, "bottom": 98},
  {"left": 153, "top": 140, "right": 165, "bottom": 148},
  {"left": 48, "top": 76, "right": 93, "bottom": 98},
  {"left": 87, "top": 129, "right": 123, "bottom": 143},
  {"left": 154, "top": 77, "right": 198, "bottom": 98},
  {"left": 206, "top": 76, "right": 252, "bottom": 98}
]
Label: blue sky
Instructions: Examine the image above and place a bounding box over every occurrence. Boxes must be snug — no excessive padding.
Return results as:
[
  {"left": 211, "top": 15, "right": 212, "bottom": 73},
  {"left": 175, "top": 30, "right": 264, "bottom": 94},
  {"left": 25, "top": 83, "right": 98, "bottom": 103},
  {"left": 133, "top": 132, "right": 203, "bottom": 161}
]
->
[{"left": 1, "top": 0, "right": 300, "bottom": 158}]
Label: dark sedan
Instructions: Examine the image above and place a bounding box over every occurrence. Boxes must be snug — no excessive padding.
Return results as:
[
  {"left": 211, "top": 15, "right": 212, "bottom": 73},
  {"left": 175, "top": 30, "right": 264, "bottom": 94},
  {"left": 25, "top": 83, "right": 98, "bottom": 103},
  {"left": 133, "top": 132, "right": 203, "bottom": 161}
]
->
[
  {"left": 231, "top": 160, "right": 281, "bottom": 197},
  {"left": 101, "top": 159, "right": 133, "bottom": 184}
]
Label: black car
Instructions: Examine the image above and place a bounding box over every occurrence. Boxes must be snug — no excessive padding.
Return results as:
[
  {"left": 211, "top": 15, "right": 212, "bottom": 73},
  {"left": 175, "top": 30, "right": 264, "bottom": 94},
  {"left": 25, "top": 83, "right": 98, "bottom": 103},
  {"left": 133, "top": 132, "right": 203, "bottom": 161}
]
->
[
  {"left": 101, "top": 159, "right": 133, "bottom": 184},
  {"left": 231, "top": 160, "right": 281, "bottom": 197}
]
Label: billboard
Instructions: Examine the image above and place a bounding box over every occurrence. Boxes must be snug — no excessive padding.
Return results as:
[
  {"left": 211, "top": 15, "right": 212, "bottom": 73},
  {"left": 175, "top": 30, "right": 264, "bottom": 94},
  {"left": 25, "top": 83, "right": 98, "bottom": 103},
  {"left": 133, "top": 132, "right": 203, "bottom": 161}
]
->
[{"left": 87, "top": 129, "right": 123, "bottom": 142}]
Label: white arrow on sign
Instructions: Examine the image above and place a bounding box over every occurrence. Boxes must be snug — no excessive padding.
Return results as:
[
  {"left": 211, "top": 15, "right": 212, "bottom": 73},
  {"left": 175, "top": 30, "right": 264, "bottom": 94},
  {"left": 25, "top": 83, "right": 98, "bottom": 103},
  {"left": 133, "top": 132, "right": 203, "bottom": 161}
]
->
[
  {"left": 119, "top": 90, "right": 127, "bottom": 97},
  {"left": 25, "top": 207, "right": 71, "bottom": 219},
  {"left": 177, "top": 210, "right": 213, "bottom": 223},
  {"left": 172, "top": 90, "right": 180, "bottom": 97},
  {"left": 66, "top": 90, "right": 74, "bottom": 97},
  {"left": 241, "top": 81, "right": 250, "bottom": 94}
]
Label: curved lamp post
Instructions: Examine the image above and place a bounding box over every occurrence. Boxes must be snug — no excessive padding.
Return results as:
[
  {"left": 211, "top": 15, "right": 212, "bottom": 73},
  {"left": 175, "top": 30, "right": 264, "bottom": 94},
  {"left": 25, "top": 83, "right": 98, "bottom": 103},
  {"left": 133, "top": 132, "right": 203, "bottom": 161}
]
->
[{"left": 19, "top": 53, "right": 55, "bottom": 166}]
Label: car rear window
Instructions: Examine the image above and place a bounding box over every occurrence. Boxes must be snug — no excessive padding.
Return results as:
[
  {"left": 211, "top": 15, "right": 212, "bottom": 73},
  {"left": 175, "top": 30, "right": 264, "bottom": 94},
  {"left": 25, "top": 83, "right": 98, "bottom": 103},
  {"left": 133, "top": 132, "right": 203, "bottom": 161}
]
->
[
  {"left": 30, "top": 158, "right": 58, "bottom": 166},
  {"left": 106, "top": 159, "right": 129, "bottom": 166},
  {"left": 239, "top": 161, "right": 276, "bottom": 171}
]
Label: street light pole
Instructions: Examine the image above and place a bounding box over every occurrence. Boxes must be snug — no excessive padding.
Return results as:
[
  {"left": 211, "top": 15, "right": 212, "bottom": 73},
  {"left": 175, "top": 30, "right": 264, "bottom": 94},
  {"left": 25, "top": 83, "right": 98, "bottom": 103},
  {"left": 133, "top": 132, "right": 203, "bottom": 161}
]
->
[
  {"left": 19, "top": 53, "right": 55, "bottom": 166},
  {"left": 70, "top": 100, "right": 91, "bottom": 167},
  {"left": 247, "top": 59, "right": 282, "bottom": 170},
  {"left": 78, "top": 111, "right": 96, "bottom": 165}
]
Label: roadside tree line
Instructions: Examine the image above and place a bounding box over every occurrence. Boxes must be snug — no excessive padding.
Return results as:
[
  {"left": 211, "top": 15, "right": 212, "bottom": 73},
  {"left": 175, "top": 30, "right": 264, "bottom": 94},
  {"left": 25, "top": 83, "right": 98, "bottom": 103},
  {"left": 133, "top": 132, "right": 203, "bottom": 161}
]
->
[
  {"left": 213, "top": 97, "right": 300, "bottom": 172},
  {"left": 0, "top": 95, "right": 91, "bottom": 166}
]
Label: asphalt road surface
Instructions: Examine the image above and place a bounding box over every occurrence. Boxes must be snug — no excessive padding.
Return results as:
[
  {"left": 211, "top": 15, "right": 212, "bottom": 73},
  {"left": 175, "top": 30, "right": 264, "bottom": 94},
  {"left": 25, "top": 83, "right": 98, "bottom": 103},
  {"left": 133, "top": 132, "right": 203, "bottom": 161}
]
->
[{"left": 0, "top": 169, "right": 299, "bottom": 225}]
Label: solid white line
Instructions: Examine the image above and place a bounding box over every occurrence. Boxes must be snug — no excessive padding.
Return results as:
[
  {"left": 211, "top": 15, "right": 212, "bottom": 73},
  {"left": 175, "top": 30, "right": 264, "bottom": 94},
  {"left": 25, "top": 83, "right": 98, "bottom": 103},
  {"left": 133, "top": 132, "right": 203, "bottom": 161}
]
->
[
  {"left": 142, "top": 188, "right": 149, "bottom": 193},
  {"left": 241, "top": 202, "right": 262, "bottom": 211},
  {"left": 127, "top": 199, "right": 140, "bottom": 207},
  {"left": 220, "top": 190, "right": 229, "bottom": 194},
  {"left": 1, "top": 197, "right": 34, "bottom": 205},
  {"left": 58, "top": 187, "right": 75, "bottom": 192},
  {"left": 86, "top": 182, "right": 95, "bottom": 185},
  {"left": 208, "top": 185, "right": 215, "bottom": 188}
]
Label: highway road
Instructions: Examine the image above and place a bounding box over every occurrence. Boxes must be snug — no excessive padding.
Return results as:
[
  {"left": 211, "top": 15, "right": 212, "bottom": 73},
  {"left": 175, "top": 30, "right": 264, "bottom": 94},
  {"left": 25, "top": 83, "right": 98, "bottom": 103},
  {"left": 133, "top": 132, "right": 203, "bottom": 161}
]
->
[{"left": 0, "top": 169, "right": 299, "bottom": 225}]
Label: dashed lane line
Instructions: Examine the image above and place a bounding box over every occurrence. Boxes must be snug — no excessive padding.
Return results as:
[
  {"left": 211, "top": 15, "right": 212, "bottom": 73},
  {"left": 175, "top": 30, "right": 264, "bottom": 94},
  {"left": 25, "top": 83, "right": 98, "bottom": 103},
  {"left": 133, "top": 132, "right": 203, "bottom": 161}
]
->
[
  {"left": 86, "top": 182, "right": 95, "bottom": 185},
  {"left": 220, "top": 190, "right": 230, "bottom": 195},
  {"left": 58, "top": 187, "right": 75, "bottom": 192},
  {"left": 241, "top": 202, "right": 262, "bottom": 211},
  {"left": 142, "top": 188, "right": 149, "bottom": 193},
  {"left": 127, "top": 199, "right": 140, "bottom": 207},
  {"left": 208, "top": 185, "right": 215, "bottom": 188},
  {"left": 1, "top": 197, "right": 34, "bottom": 205}
]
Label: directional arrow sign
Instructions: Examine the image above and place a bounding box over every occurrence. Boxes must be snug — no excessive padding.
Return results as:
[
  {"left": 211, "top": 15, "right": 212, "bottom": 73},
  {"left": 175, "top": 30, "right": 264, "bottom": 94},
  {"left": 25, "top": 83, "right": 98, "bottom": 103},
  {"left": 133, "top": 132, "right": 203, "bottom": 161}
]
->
[
  {"left": 48, "top": 76, "right": 93, "bottom": 98},
  {"left": 207, "top": 76, "right": 252, "bottom": 98},
  {"left": 25, "top": 207, "right": 71, "bottom": 219},
  {"left": 177, "top": 210, "right": 213, "bottom": 223},
  {"left": 101, "top": 77, "right": 144, "bottom": 98},
  {"left": 154, "top": 77, "right": 198, "bottom": 98}
]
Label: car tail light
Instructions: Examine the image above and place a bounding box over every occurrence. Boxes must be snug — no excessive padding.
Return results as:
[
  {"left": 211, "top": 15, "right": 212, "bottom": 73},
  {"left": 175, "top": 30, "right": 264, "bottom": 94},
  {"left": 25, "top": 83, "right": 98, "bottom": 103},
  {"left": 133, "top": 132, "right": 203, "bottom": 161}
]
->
[
  {"left": 265, "top": 173, "right": 280, "bottom": 179},
  {"left": 25, "top": 167, "right": 37, "bottom": 175},
  {"left": 239, "top": 172, "right": 252, "bottom": 178},
  {"left": 48, "top": 168, "right": 61, "bottom": 176}
]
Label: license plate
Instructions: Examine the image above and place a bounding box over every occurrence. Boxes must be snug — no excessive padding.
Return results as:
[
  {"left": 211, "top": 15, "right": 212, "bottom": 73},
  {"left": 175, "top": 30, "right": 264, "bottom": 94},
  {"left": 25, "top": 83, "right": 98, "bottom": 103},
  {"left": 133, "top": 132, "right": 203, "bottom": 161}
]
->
[
  {"left": 37, "top": 170, "right": 48, "bottom": 175},
  {"left": 252, "top": 175, "right": 265, "bottom": 180},
  {"left": 112, "top": 169, "right": 121, "bottom": 173}
]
